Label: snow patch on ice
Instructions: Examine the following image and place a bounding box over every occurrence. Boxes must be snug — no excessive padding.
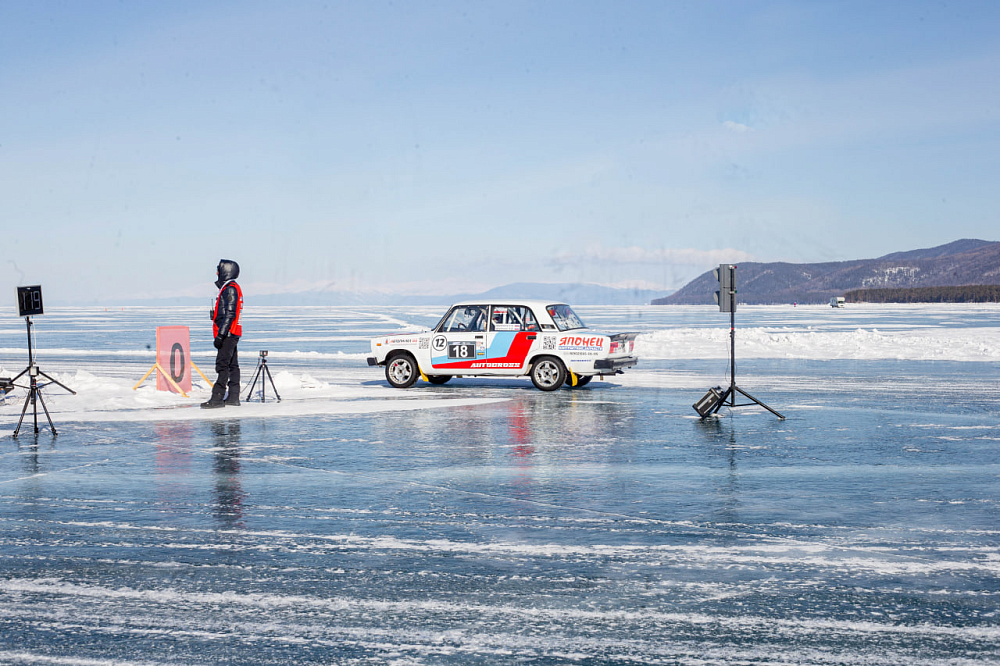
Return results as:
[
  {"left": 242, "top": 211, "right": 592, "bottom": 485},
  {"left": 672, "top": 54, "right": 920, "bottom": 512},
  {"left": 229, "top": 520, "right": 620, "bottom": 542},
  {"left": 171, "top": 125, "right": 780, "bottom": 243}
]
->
[
  {"left": 4, "top": 577, "right": 998, "bottom": 642},
  {"left": 635, "top": 326, "right": 1000, "bottom": 361},
  {"left": 0, "top": 369, "right": 506, "bottom": 427}
]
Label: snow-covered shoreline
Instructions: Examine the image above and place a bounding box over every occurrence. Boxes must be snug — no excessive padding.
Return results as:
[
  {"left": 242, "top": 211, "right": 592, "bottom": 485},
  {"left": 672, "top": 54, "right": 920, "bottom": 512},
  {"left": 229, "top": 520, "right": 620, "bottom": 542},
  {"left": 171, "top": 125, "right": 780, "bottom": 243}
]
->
[{"left": 634, "top": 325, "right": 1000, "bottom": 361}]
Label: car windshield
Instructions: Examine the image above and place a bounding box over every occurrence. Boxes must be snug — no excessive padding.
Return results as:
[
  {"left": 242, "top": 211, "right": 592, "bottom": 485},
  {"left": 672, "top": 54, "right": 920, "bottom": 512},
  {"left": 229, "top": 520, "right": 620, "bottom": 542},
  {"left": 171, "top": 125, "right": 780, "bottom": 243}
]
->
[{"left": 546, "top": 304, "right": 586, "bottom": 331}]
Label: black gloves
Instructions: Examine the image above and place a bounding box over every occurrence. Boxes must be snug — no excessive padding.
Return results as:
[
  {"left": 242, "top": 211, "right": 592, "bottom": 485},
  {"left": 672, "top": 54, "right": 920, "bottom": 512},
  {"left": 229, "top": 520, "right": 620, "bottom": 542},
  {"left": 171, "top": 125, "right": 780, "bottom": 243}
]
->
[{"left": 214, "top": 335, "right": 225, "bottom": 349}]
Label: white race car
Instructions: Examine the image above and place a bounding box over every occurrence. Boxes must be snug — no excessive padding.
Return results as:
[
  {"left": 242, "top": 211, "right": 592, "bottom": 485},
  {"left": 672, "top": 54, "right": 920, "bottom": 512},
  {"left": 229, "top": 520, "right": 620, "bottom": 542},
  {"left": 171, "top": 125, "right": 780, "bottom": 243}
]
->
[{"left": 367, "top": 300, "right": 638, "bottom": 391}]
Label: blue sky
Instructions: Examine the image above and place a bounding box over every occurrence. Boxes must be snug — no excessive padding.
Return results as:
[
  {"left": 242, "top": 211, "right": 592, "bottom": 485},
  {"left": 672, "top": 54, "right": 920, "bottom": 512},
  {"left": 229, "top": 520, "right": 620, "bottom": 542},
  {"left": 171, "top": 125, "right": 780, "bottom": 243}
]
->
[{"left": 2, "top": 1, "right": 999, "bottom": 303}]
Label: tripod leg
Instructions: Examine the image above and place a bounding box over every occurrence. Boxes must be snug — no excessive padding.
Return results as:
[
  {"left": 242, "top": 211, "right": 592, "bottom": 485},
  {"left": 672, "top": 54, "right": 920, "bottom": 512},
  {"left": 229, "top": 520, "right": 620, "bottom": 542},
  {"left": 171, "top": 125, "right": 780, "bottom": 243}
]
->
[
  {"left": 37, "top": 370, "right": 76, "bottom": 395},
  {"left": 711, "top": 388, "right": 732, "bottom": 416},
  {"left": 733, "top": 386, "right": 785, "bottom": 419},
  {"left": 244, "top": 363, "right": 263, "bottom": 402},
  {"left": 263, "top": 364, "right": 281, "bottom": 401},
  {"left": 12, "top": 389, "right": 32, "bottom": 438},
  {"left": 250, "top": 364, "right": 261, "bottom": 399},
  {"left": 35, "top": 388, "right": 58, "bottom": 435},
  {"left": 32, "top": 387, "right": 39, "bottom": 435}
]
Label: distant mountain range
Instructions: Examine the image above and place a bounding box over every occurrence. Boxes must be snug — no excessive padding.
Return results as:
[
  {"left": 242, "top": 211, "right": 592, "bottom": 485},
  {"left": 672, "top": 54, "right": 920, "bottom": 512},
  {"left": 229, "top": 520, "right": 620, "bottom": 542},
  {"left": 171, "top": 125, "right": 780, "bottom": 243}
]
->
[
  {"left": 97, "top": 282, "right": 670, "bottom": 307},
  {"left": 656, "top": 239, "right": 1000, "bottom": 305},
  {"left": 250, "top": 282, "right": 668, "bottom": 306}
]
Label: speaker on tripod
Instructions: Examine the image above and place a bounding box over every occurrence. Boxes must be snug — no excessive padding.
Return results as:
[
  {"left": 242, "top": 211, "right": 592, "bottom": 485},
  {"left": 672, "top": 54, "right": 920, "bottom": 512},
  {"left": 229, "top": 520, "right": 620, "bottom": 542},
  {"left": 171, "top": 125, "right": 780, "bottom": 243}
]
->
[{"left": 694, "top": 265, "right": 784, "bottom": 420}]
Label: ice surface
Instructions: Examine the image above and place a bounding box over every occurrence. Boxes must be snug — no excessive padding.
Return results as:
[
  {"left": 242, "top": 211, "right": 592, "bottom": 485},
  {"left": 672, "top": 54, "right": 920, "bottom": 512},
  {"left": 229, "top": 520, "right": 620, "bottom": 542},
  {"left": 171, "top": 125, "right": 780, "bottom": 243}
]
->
[{"left": 1, "top": 304, "right": 999, "bottom": 664}]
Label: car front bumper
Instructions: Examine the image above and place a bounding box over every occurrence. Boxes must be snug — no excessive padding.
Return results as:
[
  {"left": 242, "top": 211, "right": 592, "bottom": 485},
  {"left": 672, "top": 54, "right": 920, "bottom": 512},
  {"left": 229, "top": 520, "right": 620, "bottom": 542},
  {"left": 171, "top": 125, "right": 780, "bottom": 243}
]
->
[{"left": 367, "top": 356, "right": 379, "bottom": 366}]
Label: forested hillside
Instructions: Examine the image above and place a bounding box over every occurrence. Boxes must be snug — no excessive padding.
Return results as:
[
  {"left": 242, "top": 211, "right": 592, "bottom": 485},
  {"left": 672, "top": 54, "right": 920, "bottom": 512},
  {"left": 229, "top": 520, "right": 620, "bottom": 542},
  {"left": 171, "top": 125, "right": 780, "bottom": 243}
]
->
[
  {"left": 654, "top": 239, "right": 1000, "bottom": 305},
  {"left": 845, "top": 285, "right": 1000, "bottom": 303}
]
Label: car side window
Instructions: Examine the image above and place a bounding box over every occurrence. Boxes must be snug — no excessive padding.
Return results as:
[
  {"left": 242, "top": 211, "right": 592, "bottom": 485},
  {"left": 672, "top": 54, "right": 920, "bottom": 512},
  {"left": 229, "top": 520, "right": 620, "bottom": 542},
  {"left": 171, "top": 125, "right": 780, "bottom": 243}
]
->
[
  {"left": 490, "top": 306, "right": 540, "bottom": 332},
  {"left": 522, "top": 308, "right": 540, "bottom": 331},
  {"left": 443, "top": 305, "right": 487, "bottom": 332}
]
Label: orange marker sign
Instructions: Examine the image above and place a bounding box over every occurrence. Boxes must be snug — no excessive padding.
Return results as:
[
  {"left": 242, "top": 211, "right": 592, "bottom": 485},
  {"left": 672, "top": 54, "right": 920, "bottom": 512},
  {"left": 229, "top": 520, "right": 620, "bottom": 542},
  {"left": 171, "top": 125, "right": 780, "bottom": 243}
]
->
[
  {"left": 133, "top": 326, "right": 212, "bottom": 397},
  {"left": 156, "top": 326, "right": 192, "bottom": 394}
]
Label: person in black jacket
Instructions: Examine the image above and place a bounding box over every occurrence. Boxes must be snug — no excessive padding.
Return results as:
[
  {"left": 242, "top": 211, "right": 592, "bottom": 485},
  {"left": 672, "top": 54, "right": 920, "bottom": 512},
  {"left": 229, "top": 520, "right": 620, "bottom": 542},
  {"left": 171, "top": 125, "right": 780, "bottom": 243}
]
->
[{"left": 202, "top": 259, "right": 244, "bottom": 409}]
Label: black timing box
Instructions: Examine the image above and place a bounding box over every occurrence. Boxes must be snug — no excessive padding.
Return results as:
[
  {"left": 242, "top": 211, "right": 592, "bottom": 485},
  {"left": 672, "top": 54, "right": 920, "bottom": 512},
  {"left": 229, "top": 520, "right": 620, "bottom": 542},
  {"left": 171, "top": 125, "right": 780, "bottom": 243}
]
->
[{"left": 693, "top": 386, "right": 725, "bottom": 417}]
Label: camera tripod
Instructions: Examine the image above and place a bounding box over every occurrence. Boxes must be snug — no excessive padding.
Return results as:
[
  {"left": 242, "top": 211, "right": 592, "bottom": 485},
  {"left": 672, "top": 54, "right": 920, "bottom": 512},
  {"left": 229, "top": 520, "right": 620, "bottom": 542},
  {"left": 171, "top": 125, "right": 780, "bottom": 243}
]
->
[
  {"left": 11, "top": 316, "right": 76, "bottom": 437},
  {"left": 244, "top": 350, "right": 280, "bottom": 403}
]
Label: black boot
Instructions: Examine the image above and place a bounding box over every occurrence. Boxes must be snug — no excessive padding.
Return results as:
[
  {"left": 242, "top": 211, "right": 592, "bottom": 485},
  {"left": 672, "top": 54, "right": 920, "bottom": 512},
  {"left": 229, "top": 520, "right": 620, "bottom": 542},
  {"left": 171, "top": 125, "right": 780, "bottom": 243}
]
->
[
  {"left": 224, "top": 393, "right": 240, "bottom": 406},
  {"left": 203, "top": 383, "right": 226, "bottom": 409}
]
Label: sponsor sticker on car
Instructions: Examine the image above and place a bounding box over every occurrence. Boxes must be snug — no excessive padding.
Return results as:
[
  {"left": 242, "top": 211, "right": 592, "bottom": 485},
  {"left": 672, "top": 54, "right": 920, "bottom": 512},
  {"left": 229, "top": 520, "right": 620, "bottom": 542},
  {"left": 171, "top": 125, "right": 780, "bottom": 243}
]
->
[{"left": 558, "top": 335, "right": 604, "bottom": 352}]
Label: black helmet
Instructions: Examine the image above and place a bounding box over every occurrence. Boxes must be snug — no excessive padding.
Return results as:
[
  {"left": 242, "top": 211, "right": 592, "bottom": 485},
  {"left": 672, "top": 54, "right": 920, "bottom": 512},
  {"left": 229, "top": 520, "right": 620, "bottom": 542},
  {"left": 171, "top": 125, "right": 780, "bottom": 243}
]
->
[{"left": 215, "top": 259, "right": 240, "bottom": 287}]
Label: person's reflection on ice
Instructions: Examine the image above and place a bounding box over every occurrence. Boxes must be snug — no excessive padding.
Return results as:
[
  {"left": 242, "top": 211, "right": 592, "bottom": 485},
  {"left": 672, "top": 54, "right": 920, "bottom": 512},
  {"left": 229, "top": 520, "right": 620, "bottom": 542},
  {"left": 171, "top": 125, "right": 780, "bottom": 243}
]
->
[{"left": 211, "top": 420, "right": 245, "bottom": 529}]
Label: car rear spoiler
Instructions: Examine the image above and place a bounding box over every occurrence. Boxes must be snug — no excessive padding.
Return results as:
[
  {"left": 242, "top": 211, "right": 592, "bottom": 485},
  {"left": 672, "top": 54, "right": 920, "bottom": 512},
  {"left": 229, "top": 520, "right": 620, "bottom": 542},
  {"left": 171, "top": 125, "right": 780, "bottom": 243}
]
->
[{"left": 610, "top": 332, "right": 639, "bottom": 342}]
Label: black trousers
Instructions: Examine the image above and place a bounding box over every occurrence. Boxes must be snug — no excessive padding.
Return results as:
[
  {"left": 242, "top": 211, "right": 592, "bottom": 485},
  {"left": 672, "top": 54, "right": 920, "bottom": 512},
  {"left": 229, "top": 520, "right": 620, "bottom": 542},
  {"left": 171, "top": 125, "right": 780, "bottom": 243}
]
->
[{"left": 211, "top": 335, "right": 240, "bottom": 402}]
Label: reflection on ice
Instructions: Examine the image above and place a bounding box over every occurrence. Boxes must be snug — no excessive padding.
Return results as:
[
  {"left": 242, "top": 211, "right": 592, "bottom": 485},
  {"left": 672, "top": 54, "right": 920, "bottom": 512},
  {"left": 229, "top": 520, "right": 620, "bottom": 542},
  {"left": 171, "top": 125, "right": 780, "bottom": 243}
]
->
[{"left": 211, "top": 420, "right": 245, "bottom": 530}]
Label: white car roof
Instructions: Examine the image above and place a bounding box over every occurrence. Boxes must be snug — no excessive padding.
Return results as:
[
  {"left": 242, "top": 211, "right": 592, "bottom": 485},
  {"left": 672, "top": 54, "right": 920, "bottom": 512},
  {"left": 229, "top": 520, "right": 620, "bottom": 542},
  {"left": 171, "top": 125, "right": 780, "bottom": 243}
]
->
[{"left": 447, "top": 299, "right": 569, "bottom": 310}]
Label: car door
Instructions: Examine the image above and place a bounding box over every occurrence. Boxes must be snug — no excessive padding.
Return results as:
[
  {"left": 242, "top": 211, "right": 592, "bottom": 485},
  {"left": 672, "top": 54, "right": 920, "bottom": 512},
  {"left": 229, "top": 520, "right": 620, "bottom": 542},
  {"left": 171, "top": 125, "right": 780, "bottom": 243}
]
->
[
  {"left": 485, "top": 305, "right": 540, "bottom": 374},
  {"left": 428, "top": 305, "right": 489, "bottom": 374}
]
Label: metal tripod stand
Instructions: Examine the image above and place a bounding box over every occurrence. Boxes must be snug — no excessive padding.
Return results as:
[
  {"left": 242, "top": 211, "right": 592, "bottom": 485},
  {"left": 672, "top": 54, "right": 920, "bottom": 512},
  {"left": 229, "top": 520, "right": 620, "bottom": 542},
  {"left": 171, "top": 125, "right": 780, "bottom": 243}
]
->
[
  {"left": 11, "top": 316, "right": 76, "bottom": 437},
  {"left": 710, "top": 307, "right": 784, "bottom": 419},
  {"left": 244, "top": 350, "right": 280, "bottom": 403}
]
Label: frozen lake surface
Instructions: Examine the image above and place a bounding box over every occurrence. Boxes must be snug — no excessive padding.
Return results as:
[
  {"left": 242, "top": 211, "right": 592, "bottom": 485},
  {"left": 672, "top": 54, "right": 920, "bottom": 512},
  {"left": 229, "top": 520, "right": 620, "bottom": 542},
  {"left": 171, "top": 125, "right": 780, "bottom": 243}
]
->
[{"left": 1, "top": 304, "right": 999, "bottom": 664}]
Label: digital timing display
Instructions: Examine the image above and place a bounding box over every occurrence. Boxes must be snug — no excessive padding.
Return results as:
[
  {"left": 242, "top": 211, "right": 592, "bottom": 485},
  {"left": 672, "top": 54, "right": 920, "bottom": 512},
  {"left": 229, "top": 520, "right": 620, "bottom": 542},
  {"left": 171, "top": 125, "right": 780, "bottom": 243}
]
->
[{"left": 17, "top": 285, "right": 44, "bottom": 317}]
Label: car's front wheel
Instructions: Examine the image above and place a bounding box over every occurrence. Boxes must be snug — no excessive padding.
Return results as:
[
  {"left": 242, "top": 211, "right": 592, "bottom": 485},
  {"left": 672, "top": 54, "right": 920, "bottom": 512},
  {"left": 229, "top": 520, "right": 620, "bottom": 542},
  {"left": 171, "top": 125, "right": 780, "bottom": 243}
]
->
[
  {"left": 385, "top": 354, "right": 419, "bottom": 388},
  {"left": 530, "top": 356, "right": 566, "bottom": 391}
]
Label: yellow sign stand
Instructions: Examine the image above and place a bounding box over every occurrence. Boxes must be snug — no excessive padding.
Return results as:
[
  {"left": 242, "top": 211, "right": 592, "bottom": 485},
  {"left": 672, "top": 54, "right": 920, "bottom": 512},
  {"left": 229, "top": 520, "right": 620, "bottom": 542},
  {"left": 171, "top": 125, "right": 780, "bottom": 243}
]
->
[
  {"left": 132, "top": 361, "right": 211, "bottom": 398},
  {"left": 192, "top": 362, "right": 212, "bottom": 386},
  {"left": 132, "top": 326, "right": 212, "bottom": 398}
]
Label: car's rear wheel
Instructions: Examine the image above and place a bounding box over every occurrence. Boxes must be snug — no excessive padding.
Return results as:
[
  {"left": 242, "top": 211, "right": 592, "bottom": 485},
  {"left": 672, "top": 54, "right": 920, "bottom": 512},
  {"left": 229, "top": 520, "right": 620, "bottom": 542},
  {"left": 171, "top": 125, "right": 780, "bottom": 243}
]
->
[
  {"left": 530, "top": 356, "right": 566, "bottom": 391},
  {"left": 427, "top": 375, "right": 451, "bottom": 385},
  {"left": 565, "top": 374, "right": 593, "bottom": 388},
  {"left": 385, "top": 353, "right": 419, "bottom": 388}
]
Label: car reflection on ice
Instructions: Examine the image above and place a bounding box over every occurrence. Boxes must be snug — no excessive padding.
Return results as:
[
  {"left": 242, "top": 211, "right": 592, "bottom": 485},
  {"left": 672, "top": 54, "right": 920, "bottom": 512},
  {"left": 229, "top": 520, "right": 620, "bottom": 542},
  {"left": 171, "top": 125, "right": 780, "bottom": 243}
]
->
[
  {"left": 367, "top": 300, "right": 638, "bottom": 391},
  {"left": 373, "top": 391, "right": 636, "bottom": 463}
]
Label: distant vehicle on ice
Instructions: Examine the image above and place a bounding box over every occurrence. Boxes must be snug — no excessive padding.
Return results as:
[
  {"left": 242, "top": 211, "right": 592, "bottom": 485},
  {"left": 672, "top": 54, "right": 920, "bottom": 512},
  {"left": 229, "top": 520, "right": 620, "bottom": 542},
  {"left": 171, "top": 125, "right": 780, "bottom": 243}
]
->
[
  {"left": 368, "top": 300, "right": 638, "bottom": 391},
  {"left": 830, "top": 296, "right": 846, "bottom": 308}
]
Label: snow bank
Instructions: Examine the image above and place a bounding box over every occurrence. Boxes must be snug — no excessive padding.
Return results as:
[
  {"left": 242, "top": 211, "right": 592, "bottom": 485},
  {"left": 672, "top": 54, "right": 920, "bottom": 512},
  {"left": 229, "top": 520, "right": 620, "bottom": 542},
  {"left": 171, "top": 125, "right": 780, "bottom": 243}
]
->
[
  {"left": 0, "top": 368, "right": 505, "bottom": 427},
  {"left": 636, "top": 326, "right": 1000, "bottom": 361}
]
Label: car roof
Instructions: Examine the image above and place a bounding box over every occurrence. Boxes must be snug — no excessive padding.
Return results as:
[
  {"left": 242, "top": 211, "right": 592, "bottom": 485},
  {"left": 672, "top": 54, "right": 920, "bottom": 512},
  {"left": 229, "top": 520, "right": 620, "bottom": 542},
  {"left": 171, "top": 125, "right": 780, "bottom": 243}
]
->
[{"left": 447, "top": 299, "right": 569, "bottom": 310}]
